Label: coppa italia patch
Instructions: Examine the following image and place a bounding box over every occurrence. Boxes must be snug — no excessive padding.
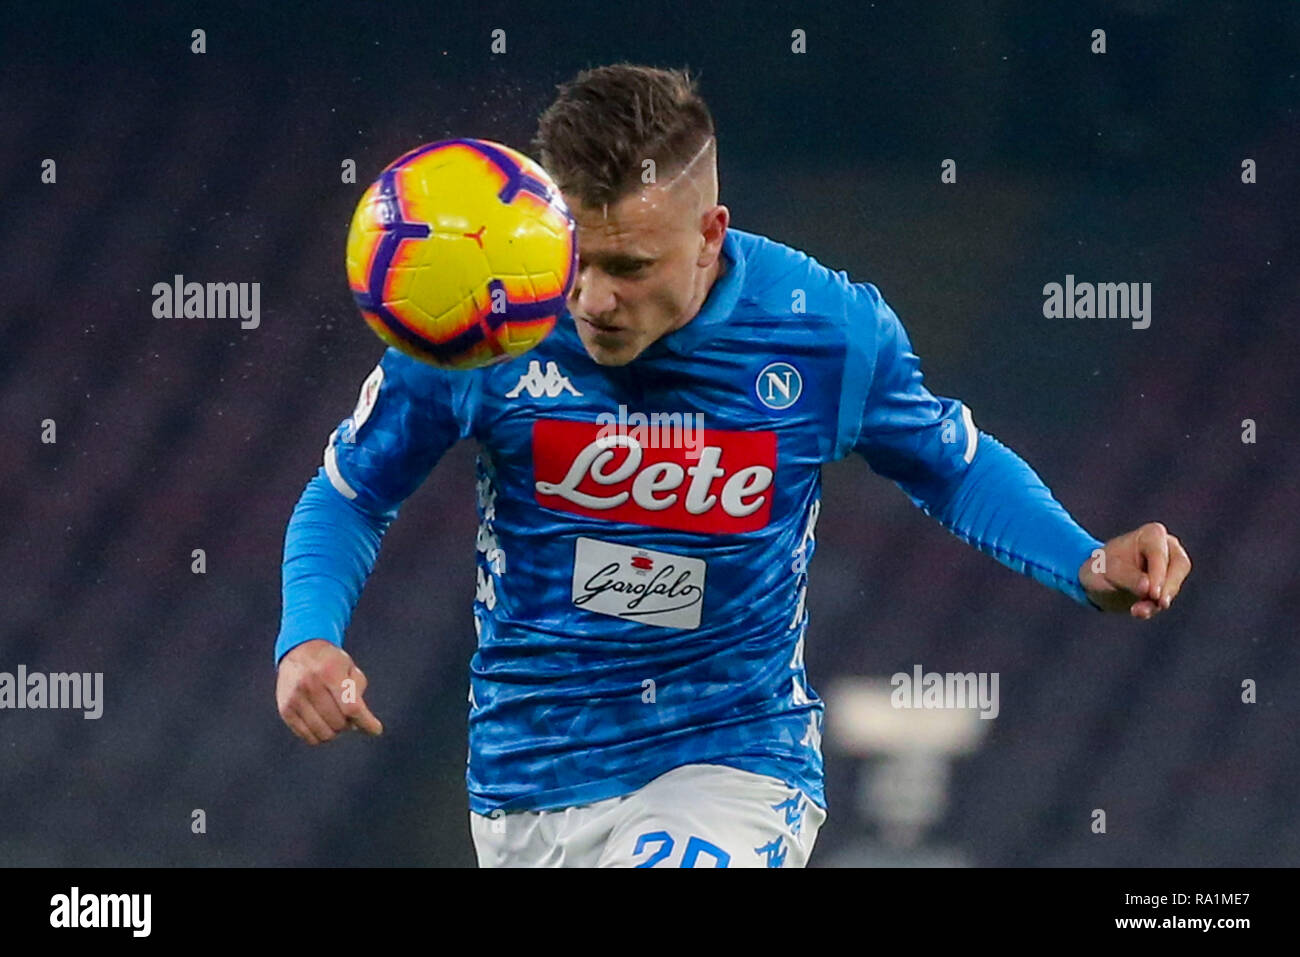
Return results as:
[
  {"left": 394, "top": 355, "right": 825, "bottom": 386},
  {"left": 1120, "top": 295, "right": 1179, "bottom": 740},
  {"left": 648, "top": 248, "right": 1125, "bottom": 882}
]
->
[{"left": 532, "top": 419, "right": 777, "bottom": 534}]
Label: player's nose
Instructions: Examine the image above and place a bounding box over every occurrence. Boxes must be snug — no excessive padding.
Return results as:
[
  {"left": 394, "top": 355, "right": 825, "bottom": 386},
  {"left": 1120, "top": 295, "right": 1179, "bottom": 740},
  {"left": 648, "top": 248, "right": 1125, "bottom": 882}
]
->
[{"left": 573, "top": 267, "right": 617, "bottom": 320}]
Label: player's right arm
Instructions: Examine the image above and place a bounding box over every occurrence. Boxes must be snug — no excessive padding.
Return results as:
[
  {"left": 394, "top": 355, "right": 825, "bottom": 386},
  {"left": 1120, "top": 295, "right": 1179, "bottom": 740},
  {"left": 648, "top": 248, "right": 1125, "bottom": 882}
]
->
[{"left": 274, "top": 347, "right": 468, "bottom": 745}]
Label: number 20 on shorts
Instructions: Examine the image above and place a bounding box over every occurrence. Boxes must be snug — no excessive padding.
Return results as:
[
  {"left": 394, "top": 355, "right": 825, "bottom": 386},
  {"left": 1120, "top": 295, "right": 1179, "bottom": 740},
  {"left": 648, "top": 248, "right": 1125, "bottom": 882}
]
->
[{"left": 633, "top": 830, "right": 731, "bottom": 868}]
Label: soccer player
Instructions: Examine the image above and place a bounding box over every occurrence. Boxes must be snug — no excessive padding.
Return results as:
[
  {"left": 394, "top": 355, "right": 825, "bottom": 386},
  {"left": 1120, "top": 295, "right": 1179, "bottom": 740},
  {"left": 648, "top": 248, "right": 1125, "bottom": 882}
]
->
[{"left": 274, "top": 64, "right": 1191, "bottom": 868}]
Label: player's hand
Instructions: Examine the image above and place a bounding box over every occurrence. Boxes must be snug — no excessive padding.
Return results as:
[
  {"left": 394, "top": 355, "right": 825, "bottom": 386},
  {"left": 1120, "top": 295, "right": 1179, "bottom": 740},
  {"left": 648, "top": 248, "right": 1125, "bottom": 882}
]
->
[
  {"left": 1077, "top": 522, "right": 1191, "bottom": 619},
  {"left": 276, "top": 639, "right": 384, "bottom": 744}
]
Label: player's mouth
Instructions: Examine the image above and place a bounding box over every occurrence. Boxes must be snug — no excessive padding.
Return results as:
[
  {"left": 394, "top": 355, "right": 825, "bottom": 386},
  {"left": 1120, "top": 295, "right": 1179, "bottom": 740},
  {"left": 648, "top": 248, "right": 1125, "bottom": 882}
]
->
[{"left": 576, "top": 315, "right": 623, "bottom": 334}]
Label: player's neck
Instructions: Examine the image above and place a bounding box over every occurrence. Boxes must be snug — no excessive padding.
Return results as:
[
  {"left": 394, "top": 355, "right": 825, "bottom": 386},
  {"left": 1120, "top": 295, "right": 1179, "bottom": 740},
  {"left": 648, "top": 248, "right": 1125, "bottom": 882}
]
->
[{"left": 674, "top": 254, "right": 726, "bottom": 333}]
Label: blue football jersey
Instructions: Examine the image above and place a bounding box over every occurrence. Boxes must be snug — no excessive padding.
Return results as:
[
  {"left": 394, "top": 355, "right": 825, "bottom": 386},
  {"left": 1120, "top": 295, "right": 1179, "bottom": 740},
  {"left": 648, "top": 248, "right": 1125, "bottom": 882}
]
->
[{"left": 278, "top": 226, "right": 1102, "bottom": 815}]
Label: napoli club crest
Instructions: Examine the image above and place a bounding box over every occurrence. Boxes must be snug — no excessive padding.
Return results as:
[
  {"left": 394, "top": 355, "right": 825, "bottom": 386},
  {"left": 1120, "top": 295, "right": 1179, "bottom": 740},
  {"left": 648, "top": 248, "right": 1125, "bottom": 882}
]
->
[{"left": 755, "top": 361, "right": 802, "bottom": 410}]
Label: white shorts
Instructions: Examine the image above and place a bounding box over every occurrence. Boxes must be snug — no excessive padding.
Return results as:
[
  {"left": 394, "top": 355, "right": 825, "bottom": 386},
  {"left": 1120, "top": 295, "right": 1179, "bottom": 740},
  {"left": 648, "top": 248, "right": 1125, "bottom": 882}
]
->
[{"left": 469, "top": 763, "right": 826, "bottom": 868}]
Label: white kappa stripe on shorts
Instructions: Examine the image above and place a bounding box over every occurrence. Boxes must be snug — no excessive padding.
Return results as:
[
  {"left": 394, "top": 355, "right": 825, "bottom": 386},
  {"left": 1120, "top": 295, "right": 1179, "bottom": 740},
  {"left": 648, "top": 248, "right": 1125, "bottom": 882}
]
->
[{"left": 470, "top": 763, "right": 826, "bottom": 868}]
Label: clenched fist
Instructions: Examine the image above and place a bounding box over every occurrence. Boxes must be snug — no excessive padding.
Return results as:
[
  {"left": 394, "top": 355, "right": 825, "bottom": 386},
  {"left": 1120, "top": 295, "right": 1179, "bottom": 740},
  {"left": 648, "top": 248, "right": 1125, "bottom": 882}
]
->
[
  {"left": 1078, "top": 521, "right": 1192, "bottom": 619},
  {"left": 276, "top": 639, "right": 383, "bottom": 744}
]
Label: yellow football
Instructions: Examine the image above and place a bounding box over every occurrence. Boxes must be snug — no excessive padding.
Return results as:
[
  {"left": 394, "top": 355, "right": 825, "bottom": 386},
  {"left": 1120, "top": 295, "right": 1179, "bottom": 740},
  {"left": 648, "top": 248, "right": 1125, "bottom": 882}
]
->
[{"left": 345, "top": 139, "right": 577, "bottom": 370}]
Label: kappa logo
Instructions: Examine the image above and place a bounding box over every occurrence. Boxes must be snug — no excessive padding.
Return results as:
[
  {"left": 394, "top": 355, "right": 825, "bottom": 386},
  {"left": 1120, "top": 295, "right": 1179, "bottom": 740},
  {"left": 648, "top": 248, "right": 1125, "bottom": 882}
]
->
[
  {"left": 506, "top": 360, "right": 583, "bottom": 398},
  {"left": 755, "top": 835, "right": 788, "bottom": 868},
  {"left": 772, "top": 793, "right": 808, "bottom": 834}
]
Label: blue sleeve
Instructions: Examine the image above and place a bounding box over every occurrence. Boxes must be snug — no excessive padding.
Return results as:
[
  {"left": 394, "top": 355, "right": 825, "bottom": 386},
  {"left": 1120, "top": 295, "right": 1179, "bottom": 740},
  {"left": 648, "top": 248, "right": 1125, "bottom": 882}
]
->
[
  {"left": 274, "top": 348, "right": 468, "bottom": 667},
  {"left": 923, "top": 434, "right": 1105, "bottom": 608},
  {"left": 842, "top": 284, "right": 1103, "bottom": 608},
  {"left": 274, "top": 470, "right": 393, "bottom": 666}
]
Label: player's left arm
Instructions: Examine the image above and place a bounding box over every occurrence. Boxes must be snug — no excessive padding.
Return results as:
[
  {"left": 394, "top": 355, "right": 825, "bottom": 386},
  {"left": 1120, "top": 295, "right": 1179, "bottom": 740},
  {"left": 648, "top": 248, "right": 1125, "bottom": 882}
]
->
[{"left": 838, "top": 284, "right": 1190, "bottom": 618}]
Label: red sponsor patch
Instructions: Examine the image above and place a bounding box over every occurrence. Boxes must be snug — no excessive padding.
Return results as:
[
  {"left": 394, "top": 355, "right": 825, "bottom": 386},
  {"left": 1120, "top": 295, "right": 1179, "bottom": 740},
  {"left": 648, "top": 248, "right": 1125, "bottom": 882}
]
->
[{"left": 533, "top": 419, "right": 777, "bottom": 534}]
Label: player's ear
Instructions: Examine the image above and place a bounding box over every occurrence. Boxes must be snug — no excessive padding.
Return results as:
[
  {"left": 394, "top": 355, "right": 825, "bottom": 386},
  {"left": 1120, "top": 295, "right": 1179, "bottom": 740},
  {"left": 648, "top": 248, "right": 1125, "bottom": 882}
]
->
[{"left": 698, "top": 204, "right": 728, "bottom": 266}]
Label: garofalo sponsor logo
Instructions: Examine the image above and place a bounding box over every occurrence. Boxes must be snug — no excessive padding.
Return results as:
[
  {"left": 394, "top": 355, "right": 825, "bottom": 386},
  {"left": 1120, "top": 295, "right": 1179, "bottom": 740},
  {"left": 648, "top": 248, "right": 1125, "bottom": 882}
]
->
[
  {"left": 571, "top": 537, "right": 706, "bottom": 630},
  {"left": 50, "top": 887, "right": 151, "bottom": 937},
  {"left": 890, "top": 664, "right": 999, "bottom": 719},
  {"left": 0, "top": 666, "right": 103, "bottom": 719}
]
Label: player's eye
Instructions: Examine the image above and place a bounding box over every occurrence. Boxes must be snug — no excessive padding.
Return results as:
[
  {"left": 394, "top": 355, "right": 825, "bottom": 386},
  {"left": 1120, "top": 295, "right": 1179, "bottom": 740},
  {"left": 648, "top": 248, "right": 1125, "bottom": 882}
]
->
[
  {"left": 576, "top": 257, "right": 650, "bottom": 279},
  {"left": 607, "top": 261, "right": 649, "bottom": 278}
]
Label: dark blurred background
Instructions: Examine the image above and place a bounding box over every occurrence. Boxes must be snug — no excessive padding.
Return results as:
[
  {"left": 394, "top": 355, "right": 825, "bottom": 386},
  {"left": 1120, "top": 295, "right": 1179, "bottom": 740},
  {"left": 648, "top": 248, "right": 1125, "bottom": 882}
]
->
[{"left": 1, "top": 0, "right": 1296, "bottom": 866}]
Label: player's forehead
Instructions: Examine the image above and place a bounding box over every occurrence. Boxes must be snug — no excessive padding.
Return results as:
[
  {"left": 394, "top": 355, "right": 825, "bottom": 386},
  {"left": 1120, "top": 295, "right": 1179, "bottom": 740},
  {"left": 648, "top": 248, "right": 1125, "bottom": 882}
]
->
[{"left": 565, "top": 183, "right": 688, "bottom": 258}]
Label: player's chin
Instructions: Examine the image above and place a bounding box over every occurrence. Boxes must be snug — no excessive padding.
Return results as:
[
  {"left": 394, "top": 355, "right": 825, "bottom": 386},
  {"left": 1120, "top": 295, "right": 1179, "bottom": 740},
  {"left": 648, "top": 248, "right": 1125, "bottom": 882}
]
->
[{"left": 580, "top": 332, "right": 642, "bottom": 366}]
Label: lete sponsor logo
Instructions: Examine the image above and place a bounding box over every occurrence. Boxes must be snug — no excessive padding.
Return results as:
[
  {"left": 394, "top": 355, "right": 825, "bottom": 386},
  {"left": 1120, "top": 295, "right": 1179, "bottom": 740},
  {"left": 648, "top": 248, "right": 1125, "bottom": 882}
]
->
[{"left": 533, "top": 419, "right": 777, "bottom": 533}]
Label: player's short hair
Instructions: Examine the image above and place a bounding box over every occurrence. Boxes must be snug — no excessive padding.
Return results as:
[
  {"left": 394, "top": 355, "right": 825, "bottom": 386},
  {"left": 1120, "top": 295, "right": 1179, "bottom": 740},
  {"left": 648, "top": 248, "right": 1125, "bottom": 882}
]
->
[{"left": 533, "top": 63, "right": 715, "bottom": 209}]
